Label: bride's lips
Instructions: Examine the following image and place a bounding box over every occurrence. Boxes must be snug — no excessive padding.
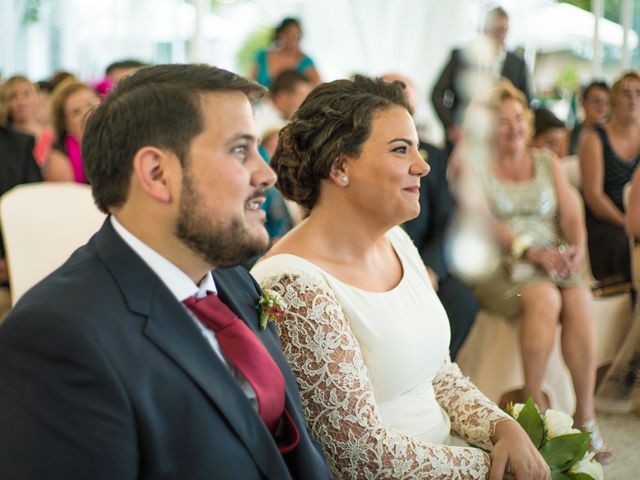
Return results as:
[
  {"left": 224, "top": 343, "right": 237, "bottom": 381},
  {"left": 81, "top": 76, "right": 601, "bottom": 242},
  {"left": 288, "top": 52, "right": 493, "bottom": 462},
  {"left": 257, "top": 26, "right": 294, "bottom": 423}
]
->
[{"left": 402, "top": 186, "right": 420, "bottom": 194}]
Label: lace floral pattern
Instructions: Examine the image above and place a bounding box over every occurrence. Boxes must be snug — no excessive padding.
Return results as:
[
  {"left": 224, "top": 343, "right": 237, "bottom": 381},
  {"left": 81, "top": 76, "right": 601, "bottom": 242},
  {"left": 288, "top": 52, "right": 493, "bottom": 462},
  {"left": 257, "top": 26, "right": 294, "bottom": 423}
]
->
[{"left": 259, "top": 270, "right": 512, "bottom": 479}]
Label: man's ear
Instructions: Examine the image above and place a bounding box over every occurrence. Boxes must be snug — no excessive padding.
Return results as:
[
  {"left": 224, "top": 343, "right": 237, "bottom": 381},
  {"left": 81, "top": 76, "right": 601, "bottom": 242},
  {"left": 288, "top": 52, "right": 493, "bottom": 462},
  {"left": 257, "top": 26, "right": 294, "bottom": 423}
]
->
[
  {"left": 328, "top": 155, "right": 350, "bottom": 186},
  {"left": 131, "top": 146, "right": 177, "bottom": 203}
]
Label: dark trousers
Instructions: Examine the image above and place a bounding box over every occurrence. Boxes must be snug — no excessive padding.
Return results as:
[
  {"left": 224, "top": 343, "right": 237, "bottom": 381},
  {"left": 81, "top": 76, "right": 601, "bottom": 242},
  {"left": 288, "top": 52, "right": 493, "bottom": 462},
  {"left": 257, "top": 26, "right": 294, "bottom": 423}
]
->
[{"left": 438, "top": 275, "right": 478, "bottom": 360}]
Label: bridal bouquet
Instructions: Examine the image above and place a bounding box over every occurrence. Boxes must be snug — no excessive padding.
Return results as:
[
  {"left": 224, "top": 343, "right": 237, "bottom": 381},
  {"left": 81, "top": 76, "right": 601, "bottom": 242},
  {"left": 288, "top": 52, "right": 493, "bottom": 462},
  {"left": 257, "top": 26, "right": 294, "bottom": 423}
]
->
[{"left": 505, "top": 398, "right": 604, "bottom": 480}]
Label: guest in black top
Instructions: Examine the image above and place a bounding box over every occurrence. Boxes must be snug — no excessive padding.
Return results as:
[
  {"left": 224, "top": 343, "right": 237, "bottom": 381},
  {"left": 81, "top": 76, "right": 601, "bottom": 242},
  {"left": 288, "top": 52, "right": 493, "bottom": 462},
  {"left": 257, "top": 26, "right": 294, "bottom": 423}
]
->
[
  {"left": 580, "top": 71, "right": 640, "bottom": 283},
  {"left": 568, "top": 81, "right": 609, "bottom": 156}
]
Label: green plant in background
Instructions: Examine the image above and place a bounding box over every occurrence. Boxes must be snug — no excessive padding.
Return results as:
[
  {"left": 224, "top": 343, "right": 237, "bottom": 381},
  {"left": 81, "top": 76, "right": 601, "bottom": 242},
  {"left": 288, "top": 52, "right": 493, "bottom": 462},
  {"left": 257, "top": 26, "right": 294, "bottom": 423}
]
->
[
  {"left": 22, "top": 0, "right": 40, "bottom": 25},
  {"left": 556, "top": 65, "right": 581, "bottom": 95},
  {"left": 235, "top": 25, "right": 275, "bottom": 77}
]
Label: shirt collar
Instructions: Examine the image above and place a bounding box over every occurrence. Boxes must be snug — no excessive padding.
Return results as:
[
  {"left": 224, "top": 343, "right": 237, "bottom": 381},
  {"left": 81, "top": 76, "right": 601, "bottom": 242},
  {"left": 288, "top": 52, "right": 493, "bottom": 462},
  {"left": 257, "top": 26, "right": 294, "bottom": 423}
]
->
[{"left": 110, "top": 216, "right": 217, "bottom": 302}]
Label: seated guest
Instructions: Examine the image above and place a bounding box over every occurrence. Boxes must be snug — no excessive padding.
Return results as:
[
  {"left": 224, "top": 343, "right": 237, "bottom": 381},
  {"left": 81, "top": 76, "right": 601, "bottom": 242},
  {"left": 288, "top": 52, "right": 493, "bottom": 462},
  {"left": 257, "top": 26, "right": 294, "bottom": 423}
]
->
[
  {"left": 251, "top": 76, "right": 548, "bottom": 479},
  {"left": 0, "top": 64, "right": 330, "bottom": 479},
  {"left": 580, "top": 71, "right": 640, "bottom": 284},
  {"left": 596, "top": 166, "right": 640, "bottom": 414},
  {"left": 94, "top": 59, "right": 146, "bottom": 99},
  {"left": 250, "top": 18, "right": 320, "bottom": 88},
  {"left": 383, "top": 73, "right": 478, "bottom": 360},
  {"left": 0, "top": 75, "right": 54, "bottom": 166},
  {"left": 531, "top": 107, "right": 567, "bottom": 158},
  {"left": 46, "top": 78, "right": 100, "bottom": 183},
  {"left": 0, "top": 125, "right": 42, "bottom": 284},
  {"left": 568, "top": 81, "right": 609, "bottom": 156},
  {"left": 254, "top": 70, "right": 313, "bottom": 137},
  {"left": 469, "top": 80, "right": 610, "bottom": 462}
]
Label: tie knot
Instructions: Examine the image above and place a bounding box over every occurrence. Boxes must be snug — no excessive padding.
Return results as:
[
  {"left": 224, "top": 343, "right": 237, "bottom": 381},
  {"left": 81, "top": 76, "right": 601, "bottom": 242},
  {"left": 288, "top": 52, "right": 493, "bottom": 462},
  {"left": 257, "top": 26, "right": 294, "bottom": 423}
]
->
[{"left": 183, "top": 293, "right": 236, "bottom": 332}]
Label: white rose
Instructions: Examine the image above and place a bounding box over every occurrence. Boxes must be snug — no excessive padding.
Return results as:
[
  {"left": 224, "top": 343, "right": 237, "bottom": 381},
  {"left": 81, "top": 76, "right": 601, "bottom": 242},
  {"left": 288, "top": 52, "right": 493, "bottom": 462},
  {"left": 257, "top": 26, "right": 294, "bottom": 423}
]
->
[
  {"left": 509, "top": 403, "right": 525, "bottom": 419},
  {"left": 569, "top": 452, "right": 604, "bottom": 480},
  {"left": 543, "top": 409, "right": 576, "bottom": 438}
]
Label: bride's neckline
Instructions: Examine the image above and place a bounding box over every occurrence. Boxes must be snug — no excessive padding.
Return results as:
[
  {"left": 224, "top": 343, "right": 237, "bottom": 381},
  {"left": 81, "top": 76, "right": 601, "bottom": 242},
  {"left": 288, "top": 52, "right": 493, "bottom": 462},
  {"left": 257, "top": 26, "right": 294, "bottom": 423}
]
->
[{"left": 260, "top": 236, "right": 408, "bottom": 295}]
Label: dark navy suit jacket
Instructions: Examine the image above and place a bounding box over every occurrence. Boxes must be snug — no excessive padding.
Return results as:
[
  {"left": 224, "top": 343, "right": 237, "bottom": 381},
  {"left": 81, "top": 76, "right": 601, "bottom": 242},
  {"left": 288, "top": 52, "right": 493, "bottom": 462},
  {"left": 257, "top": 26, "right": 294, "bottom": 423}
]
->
[{"left": 0, "top": 219, "right": 330, "bottom": 479}]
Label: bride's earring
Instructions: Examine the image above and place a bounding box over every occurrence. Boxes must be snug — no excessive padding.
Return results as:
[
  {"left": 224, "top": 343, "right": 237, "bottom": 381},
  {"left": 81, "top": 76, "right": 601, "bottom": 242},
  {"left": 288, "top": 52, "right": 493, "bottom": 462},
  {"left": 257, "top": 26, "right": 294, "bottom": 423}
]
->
[{"left": 340, "top": 175, "right": 349, "bottom": 186}]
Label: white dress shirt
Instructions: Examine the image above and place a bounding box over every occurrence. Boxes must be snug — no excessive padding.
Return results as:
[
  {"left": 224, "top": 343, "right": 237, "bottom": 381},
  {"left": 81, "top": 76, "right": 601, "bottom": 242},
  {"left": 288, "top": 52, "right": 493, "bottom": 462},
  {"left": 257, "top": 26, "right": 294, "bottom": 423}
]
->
[{"left": 110, "top": 216, "right": 257, "bottom": 409}]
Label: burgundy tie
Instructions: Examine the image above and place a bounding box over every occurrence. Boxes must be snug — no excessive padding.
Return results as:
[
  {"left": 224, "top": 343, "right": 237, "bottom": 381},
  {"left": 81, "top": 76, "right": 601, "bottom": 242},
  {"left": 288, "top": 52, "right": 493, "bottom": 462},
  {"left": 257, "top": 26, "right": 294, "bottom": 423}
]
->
[{"left": 183, "top": 293, "right": 286, "bottom": 433}]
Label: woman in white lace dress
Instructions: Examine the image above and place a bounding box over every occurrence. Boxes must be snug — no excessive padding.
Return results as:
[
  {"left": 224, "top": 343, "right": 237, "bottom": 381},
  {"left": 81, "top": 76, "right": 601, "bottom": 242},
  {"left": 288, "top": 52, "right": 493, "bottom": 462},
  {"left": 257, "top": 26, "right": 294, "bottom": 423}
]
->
[{"left": 250, "top": 76, "right": 548, "bottom": 479}]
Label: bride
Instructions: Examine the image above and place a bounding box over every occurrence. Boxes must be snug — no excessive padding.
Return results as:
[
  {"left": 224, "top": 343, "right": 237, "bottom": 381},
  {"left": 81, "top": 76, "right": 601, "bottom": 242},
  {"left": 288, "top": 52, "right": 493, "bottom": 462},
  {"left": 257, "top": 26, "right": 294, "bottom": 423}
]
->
[{"left": 251, "top": 76, "right": 548, "bottom": 479}]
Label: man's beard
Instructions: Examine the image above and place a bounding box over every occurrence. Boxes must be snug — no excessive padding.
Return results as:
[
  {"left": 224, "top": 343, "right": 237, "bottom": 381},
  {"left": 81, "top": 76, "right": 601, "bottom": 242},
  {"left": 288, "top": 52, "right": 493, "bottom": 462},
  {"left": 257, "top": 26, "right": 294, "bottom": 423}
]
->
[{"left": 175, "top": 170, "right": 268, "bottom": 268}]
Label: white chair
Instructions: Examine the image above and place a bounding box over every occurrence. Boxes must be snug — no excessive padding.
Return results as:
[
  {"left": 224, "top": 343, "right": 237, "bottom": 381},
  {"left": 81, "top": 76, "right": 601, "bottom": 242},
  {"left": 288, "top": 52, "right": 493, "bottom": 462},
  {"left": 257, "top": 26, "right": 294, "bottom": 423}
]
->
[
  {"left": 0, "top": 183, "right": 105, "bottom": 305},
  {"left": 561, "top": 155, "right": 581, "bottom": 190}
]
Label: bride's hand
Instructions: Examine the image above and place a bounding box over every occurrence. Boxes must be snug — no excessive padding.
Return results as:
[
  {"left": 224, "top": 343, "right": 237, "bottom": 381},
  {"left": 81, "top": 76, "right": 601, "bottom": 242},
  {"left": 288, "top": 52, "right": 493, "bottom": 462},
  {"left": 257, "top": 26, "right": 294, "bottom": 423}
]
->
[{"left": 489, "top": 419, "right": 550, "bottom": 480}]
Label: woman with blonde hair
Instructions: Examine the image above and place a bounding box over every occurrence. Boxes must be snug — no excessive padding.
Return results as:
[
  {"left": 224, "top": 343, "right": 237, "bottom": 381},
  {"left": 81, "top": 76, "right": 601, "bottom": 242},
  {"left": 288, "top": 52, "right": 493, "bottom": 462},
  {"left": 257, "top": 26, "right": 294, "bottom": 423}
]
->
[
  {"left": 469, "top": 80, "right": 610, "bottom": 463},
  {"left": 47, "top": 79, "right": 100, "bottom": 182},
  {"left": 0, "top": 75, "right": 54, "bottom": 166}
]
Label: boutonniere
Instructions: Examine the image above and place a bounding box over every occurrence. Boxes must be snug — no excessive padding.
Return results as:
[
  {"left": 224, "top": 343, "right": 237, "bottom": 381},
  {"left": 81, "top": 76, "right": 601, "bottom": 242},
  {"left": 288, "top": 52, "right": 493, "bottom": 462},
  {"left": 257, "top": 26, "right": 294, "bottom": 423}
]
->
[{"left": 255, "top": 289, "right": 287, "bottom": 330}]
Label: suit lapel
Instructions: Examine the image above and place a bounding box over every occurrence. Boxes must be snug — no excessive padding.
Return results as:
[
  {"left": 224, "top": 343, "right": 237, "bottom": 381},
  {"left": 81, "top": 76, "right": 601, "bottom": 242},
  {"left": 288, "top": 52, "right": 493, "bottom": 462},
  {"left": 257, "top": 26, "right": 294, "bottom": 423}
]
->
[
  {"left": 93, "top": 220, "right": 290, "bottom": 479},
  {"left": 214, "top": 270, "right": 309, "bottom": 441},
  {"left": 214, "top": 271, "right": 296, "bottom": 389}
]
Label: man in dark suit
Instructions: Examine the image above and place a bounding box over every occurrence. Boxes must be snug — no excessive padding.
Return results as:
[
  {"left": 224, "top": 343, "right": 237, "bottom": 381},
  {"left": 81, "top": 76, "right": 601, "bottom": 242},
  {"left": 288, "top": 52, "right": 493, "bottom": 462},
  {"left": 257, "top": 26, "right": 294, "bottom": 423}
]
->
[
  {"left": 431, "top": 6, "right": 531, "bottom": 155},
  {"left": 0, "top": 125, "right": 42, "bottom": 283},
  {"left": 403, "top": 142, "right": 478, "bottom": 360},
  {"left": 0, "top": 64, "right": 330, "bottom": 479}
]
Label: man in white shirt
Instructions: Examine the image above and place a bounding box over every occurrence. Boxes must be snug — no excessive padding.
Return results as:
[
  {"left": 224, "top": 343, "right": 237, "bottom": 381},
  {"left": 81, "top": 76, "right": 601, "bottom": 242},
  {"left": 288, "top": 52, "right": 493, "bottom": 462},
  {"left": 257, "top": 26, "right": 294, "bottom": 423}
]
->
[{"left": 0, "top": 64, "right": 330, "bottom": 480}]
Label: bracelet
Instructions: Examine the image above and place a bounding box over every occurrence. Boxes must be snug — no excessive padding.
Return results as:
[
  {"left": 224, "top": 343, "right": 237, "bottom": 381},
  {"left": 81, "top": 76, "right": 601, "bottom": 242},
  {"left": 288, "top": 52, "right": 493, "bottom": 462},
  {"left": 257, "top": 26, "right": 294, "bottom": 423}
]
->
[{"left": 511, "top": 234, "right": 532, "bottom": 259}]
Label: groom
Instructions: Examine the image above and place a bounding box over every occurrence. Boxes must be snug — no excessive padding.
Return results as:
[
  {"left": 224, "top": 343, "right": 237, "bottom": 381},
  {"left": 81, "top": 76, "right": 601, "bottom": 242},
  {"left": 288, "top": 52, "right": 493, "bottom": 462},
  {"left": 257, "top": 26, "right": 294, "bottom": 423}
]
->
[{"left": 0, "top": 64, "right": 330, "bottom": 479}]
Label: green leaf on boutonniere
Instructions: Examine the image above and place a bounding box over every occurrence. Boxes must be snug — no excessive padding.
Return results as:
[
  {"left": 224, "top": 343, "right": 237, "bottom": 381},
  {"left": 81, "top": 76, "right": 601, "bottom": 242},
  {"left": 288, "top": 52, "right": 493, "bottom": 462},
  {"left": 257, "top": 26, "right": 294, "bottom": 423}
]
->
[
  {"left": 517, "top": 397, "right": 545, "bottom": 448},
  {"left": 259, "top": 310, "right": 270, "bottom": 330},
  {"left": 540, "top": 432, "right": 590, "bottom": 472}
]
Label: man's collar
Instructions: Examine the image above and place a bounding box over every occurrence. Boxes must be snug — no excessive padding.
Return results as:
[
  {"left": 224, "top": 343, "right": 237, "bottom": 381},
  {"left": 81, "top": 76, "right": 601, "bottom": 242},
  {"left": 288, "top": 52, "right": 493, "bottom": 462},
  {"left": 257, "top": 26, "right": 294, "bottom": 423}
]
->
[{"left": 110, "top": 216, "right": 217, "bottom": 302}]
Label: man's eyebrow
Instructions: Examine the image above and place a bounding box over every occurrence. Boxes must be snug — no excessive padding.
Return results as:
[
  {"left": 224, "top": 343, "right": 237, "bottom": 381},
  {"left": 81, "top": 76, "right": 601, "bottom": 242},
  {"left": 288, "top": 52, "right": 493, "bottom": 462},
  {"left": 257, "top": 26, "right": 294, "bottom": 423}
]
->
[{"left": 225, "top": 133, "right": 257, "bottom": 146}]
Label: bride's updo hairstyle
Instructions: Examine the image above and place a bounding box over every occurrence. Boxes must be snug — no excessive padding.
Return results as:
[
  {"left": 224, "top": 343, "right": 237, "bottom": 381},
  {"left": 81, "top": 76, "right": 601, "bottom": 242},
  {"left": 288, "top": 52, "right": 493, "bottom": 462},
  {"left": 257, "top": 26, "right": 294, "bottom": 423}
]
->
[{"left": 271, "top": 75, "right": 411, "bottom": 210}]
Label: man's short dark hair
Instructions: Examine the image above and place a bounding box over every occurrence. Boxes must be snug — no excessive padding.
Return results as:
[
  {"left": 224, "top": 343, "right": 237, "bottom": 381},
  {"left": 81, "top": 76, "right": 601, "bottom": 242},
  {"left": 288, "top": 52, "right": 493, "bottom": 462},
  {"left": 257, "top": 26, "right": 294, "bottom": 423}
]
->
[
  {"left": 582, "top": 80, "right": 609, "bottom": 101},
  {"left": 270, "top": 70, "right": 310, "bottom": 96},
  {"left": 484, "top": 6, "right": 509, "bottom": 30},
  {"left": 105, "top": 59, "right": 147, "bottom": 75},
  {"left": 83, "top": 64, "right": 266, "bottom": 214}
]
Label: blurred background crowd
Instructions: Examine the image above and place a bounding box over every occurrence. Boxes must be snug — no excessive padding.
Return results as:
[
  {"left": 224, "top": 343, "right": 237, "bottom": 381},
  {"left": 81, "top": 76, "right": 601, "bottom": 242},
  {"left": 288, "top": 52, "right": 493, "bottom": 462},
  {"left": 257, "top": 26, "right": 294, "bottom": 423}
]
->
[{"left": 2, "top": 0, "right": 640, "bottom": 475}]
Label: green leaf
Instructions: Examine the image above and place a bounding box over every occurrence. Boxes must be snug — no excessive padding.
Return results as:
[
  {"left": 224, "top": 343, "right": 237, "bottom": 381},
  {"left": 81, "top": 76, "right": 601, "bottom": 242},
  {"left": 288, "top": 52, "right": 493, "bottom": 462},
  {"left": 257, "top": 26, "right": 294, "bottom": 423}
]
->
[
  {"left": 566, "top": 473, "right": 596, "bottom": 480},
  {"left": 259, "top": 311, "right": 269, "bottom": 330},
  {"left": 551, "top": 471, "right": 574, "bottom": 480},
  {"left": 517, "top": 397, "right": 545, "bottom": 448},
  {"left": 540, "top": 433, "right": 590, "bottom": 471}
]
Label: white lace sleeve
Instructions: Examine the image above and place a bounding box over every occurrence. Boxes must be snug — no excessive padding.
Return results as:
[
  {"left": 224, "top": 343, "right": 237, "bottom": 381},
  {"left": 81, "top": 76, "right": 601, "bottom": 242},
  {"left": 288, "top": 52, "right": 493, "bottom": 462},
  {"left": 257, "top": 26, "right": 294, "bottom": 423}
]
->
[
  {"left": 434, "top": 360, "right": 515, "bottom": 451},
  {"left": 260, "top": 271, "right": 492, "bottom": 480}
]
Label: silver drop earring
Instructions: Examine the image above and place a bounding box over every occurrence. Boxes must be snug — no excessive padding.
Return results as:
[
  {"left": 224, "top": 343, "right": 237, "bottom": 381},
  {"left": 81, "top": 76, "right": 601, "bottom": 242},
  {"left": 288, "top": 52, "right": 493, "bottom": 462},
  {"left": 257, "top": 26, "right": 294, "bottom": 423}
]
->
[{"left": 340, "top": 175, "right": 349, "bottom": 186}]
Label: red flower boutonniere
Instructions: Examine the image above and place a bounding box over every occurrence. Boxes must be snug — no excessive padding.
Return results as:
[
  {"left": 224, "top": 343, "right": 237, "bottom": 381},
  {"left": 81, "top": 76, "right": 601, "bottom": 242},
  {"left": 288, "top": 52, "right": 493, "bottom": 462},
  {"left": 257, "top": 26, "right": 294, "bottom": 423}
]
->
[{"left": 255, "top": 290, "right": 287, "bottom": 330}]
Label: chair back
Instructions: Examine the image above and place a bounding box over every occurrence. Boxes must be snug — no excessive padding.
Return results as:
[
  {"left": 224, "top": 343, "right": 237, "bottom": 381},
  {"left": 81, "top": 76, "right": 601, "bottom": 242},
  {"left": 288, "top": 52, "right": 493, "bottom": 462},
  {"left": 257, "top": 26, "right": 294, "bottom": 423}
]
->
[
  {"left": 0, "top": 183, "right": 105, "bottom": 305},
  {"left": 561, "top": 155, "right": 581, "bottom": 190}
]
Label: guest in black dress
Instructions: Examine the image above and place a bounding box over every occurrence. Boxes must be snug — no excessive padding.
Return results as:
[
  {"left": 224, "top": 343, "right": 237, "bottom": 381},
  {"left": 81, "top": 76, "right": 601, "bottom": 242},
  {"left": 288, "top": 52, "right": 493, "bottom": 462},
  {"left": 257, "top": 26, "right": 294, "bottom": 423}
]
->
[{"left": 580, "top": 71, "right": 640, "bottom": 283}]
